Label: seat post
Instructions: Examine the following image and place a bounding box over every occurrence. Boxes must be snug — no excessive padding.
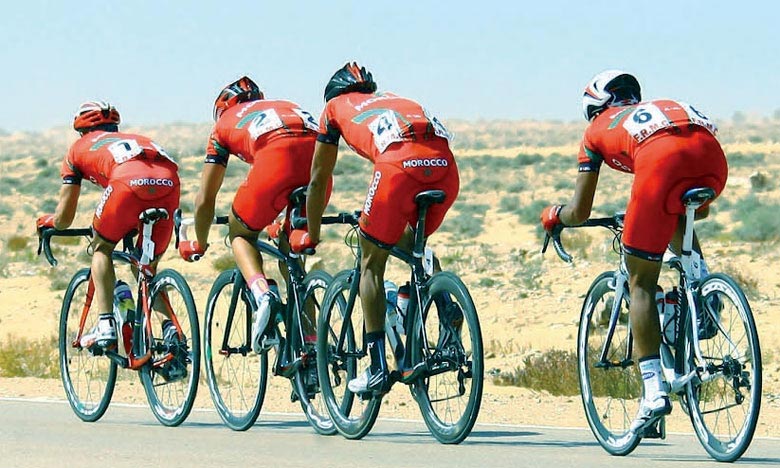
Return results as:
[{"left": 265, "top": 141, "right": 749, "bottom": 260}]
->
[
  {"left": 680, "top": 203, "right": 697, "bottom": 279},
  {"left": 679, "top": 187, "right": 714, "bottom": 280},
  {"left": 413, "top": 205, "right": 430, "bottom": 258}
]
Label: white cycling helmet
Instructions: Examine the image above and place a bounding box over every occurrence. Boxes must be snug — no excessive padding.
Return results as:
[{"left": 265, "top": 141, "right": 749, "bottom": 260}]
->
[{"left": 582, "top": 70, "right": 641, "bottom": 121}]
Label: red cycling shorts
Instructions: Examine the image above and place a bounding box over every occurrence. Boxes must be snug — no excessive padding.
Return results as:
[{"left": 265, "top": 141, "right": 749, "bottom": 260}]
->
[
  {"left": 93, "top": 159, "right": 180, "bottom": 257},
  {"left": 358, "top": 149, "right": 459, "bottom": 246},
  {"left": 232, "top": 138, "right": 331, "bottom": 232},
  {"left": 622, "top": 127, "right": 728, "bottom": 259}
]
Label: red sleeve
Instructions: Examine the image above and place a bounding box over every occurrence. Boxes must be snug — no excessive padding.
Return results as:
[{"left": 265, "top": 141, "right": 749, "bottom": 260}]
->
[
  {"left": 204, "top": 127, "right": 230, "bottom": 166},
  {"left": 60, "top": 146, "right": 82, "bottom": 185},
  {"left": 577, "top": 127, "right": 603, "bottom": 173},
  {"left": 316, "top": 102, "right": 341, "bottom": 145}
]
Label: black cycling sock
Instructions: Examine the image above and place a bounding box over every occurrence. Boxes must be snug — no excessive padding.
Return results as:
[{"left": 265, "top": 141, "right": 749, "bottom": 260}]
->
[{"left": 366, "top": 331, "right": 387, "bottom": 374}]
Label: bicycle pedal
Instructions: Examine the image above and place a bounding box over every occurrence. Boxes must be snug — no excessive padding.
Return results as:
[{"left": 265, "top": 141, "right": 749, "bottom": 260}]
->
[{"left": 642, "top": 419, "right": 666, "bottom": 439}]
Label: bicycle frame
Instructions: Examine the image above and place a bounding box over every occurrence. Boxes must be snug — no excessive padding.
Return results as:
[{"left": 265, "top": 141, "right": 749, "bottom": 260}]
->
[
  {"left": 331, "top": 198, "right": 439, "bottom": 383},
  {"left": 39, "top": 210, "right": 181, "bottom": 372},
  {"left": 542, "top": 189, "right": 722, "bottom": 394},
  {"left": 204, "top": 219, "right": 317, "bottom": 378}
]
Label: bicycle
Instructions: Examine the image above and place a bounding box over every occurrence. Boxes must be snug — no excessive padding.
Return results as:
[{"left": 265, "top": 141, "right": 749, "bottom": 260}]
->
[
  {"left": 178, "top": 187, "right": 343, "bottom": 433},
  {"left": 315, "top": 189, "right": 484, "bottom": 444},
  {"left": 542, "top": 187, "right": 761, "bottom": 462},
  {"left": 38, "top": 208, "right": 201, "bottom": 427}
]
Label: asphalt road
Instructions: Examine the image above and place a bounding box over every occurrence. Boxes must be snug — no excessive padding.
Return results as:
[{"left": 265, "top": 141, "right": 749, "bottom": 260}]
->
[{"left": 1, "top": 398, "right": 778, "bottom": 467}]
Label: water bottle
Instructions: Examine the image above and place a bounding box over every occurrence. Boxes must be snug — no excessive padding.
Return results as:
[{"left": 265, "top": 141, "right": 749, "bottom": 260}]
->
[
  {"left": 114, "top": 280, "right": 135, "bottom": 354},
  {"left": 662, "top": 288, "right": 680, "bottom": 345},
  {"left": 396, "top": 282, "right": 410, "bottom": 331}
]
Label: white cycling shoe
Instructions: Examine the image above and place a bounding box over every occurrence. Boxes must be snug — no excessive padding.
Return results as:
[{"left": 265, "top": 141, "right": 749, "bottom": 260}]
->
[{"left": 630, "top": 394, "right": 672, "bottom": 436}]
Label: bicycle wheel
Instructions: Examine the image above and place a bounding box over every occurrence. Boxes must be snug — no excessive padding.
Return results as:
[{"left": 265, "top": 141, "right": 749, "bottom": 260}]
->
[
  {"left": 408, "top": 272, "right": 483, "bottom": 444},
  {"left": 685, "top": 273, "right": 761, "bottom": 462},
  {"left": 316, "top": 269, "right": 380, "bottom": 439},
  {"left": 578, "top": 271, "right": 641, "bottom": 456},
  {"left": 204, "top": 269, "right": 268, "bottom": 431},
  {"left": 292, "top": 269, "right": 336, "bottom": 435},
  {"left": 139, "top": 269, "right": 200, "bottom": 427},
  {"left": 59, "top": 268, "right": 117, "bottom": 422}
]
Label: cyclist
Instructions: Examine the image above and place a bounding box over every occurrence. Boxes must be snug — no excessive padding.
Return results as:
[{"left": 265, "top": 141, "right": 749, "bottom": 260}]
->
[
  {"left": 540, "top": 70, "right": 728, "bottom": 435},
  {"left": 179, "top": 76, "right": 329, "bottom": 353},
  {"left": 37, "top": 101, "right": 180, "bottom": 349},
  {"left": 296, "top": 62, "right": 460, "bottom": 394}
]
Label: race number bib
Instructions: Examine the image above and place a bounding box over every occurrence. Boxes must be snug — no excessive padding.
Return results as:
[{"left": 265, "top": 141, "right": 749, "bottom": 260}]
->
[
  {"left": 151, "top": 142, "right": 177, "bottom": 166},
  {"left": 679, "top": 101, "right": 718, "bottom": 135},
  {"left": 368, "top": 110, "right": 403, "bottom": 153},
  {"left": 247, "top": 109, "right": 284, "bottom": 140},
  {"left": 622, "top": 104, "right": 673, "bottom": 143},
  {"left": 293, "top": 108, "right": 319, "bottom": 132},
  {"left": 423, "top": 108, "right": 452, "bottom": 141},
  {"left": 108, "top": 139, "right": 144, "bottom": 164}
]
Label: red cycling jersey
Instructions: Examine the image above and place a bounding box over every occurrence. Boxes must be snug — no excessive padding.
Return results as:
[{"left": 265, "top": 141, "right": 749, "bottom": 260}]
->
[
  {"left": 318, "top": 91, "right": 459, "bottom": 245},
  {"left": 578, "top": 99, "right": 727, "bottom": 259},
  {"left": 204, "top": 99, "right": 324, "bottom": 231},
  {"left": 60, "top": 131, "right": 180, "bottom": 256}
]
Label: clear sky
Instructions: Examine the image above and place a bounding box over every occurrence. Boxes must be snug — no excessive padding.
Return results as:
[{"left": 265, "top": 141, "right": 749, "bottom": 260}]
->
[{"left": 2, "top": 0, "right": 778, "bottom": 131}]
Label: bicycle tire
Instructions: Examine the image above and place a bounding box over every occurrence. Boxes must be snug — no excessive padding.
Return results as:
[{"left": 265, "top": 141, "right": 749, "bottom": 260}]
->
[
  {"left": 203, "top": 269, "right": 268, "bottom": 431},
  {"left": 316, "top": 269, "right": 380, "bottom": 439},
  {"left": 685, "top": 273, "right": 761, "bottom": 462},
  {"left": 577, "top": 271, "right": 641, "bottom": 456},
  {"left": 139, "top": 269, "right": 200, "bottom": 427},
  {"left": 411, "top": 271, "right": 483, "bottom": 444},
  {"left": 292, "top": 269, "right": 337, "bottom": 435},
  {"left": 59, "top": 268, "right": 117, "bottom": 422}
]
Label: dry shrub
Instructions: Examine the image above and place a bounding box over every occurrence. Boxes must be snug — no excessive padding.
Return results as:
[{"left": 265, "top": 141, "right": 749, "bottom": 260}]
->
[
  {"left": 6, "top": 235, "right": 29, "bottom": 252},
  {"left": 0, "top": 335, "right": 60, "bottom": 378}
]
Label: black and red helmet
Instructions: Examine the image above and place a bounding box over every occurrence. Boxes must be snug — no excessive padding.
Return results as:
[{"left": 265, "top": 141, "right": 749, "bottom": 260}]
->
[
  {"left": 324, "top": 62, "right": 377, "bottom": 102},
  {"left": 213, "top": 76, "right": 264, "bottom": 121}
]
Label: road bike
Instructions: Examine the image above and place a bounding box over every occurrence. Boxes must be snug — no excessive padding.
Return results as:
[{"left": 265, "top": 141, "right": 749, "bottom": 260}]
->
[
  {"left": 38, "top": 208, "right": 200, "bottom": 426},
  {"left": 543, "top": 187, "right": 761, "bottom": 461},
  {"left": 316, "top": 189, "right": 484, "bottom": 444},
  {"left": 179, "top": 187, "right": 342, "bottom": 433}
]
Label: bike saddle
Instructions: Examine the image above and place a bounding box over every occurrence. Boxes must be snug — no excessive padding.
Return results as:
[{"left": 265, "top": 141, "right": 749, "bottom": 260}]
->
[
  {"left": 414, "top": 190, "right": 446, "bottom": 208},
  {"left": 139, "top": 208, "right": 169, "bottom": 224},
  {"left": 681, "top": 187, "right": 715, "bottom": 207}
]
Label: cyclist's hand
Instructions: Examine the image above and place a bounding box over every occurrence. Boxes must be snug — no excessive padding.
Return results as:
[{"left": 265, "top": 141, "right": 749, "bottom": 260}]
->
[
  {"left": 178, "top": 240, "right": 207, "bottom": 262},
  {"left": 36, "top": 213, "right": 55, "bottom": 231},
  {"left": 289, "top": 229, "right": 316, "bottom": 253},
  {"left": 540, "top": 204, "right": 564, "bottom": 233},
  {"left": 265, "top": 219, "right": 283, "bottom": 240}
]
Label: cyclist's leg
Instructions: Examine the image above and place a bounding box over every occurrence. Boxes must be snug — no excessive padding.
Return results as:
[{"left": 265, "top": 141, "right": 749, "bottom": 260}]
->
[
  {"left": 352, "top": 234, "right": 392, "bottom": 392},
  {"left": 229, "top": 216, "right": 267, "bottom": 293},
  {"left": 623, "top": 150, "right": 681, "bottom": 433},
  {"left": 90, "top": 179, "right": 146, "bottom": 347},
  {"left": 89, "top": 234, "right": 118, "bottom": 336}
]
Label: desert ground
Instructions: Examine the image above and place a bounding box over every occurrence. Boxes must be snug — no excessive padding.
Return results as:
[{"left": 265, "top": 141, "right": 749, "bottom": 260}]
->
[{"left": 1, "top": 118, "right": 779, "bottom": 439}]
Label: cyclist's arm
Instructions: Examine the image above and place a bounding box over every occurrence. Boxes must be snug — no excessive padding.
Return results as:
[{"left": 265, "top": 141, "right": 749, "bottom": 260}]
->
[
  {"left": 306, "top": 141, "right": 338, "bottom": 243},
  {"left": 193, "top": 162, "right": 226, "bottom": 246},
  {"left": 560, "top": 171, "right": 599, "bottom": 226},
  {"left": 53, "top": 184, "right": 80, "bottom": 229}
]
